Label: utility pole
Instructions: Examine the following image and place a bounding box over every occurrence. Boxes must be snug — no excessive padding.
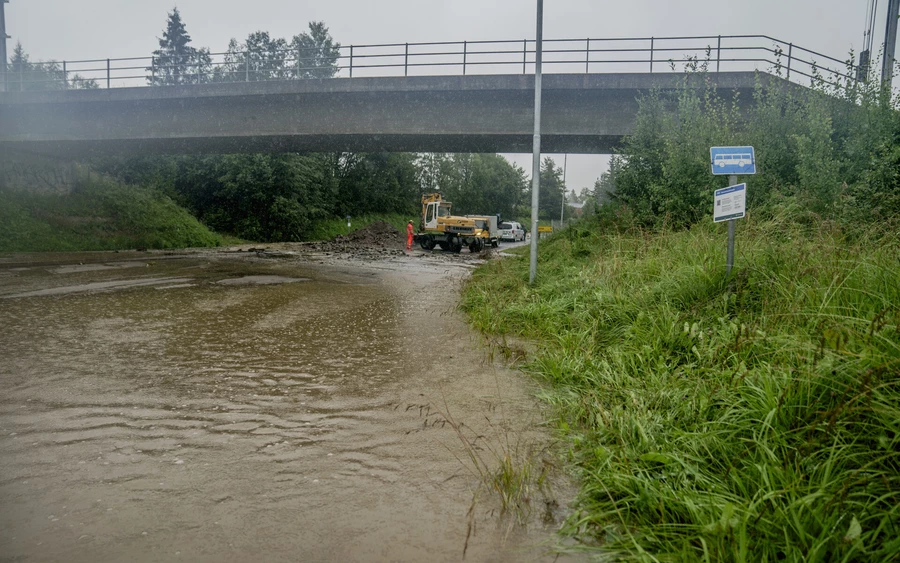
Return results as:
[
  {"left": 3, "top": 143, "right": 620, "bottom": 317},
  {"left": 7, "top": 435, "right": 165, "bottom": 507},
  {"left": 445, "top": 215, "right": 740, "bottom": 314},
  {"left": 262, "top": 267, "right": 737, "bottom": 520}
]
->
[
  {"left": 0, "top": 0, "right": 9, "bottom": 93},
  {"left": 528, "top": 0, "right": 543, "bottom": 285},
  {"left": 883, "top": 0, "right": 900, "bottom": 89}
]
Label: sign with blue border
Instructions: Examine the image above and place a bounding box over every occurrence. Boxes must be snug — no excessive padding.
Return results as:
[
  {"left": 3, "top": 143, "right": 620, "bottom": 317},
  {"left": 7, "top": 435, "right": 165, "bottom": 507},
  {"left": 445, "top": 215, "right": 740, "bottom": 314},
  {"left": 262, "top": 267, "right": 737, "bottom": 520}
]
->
[
  {"left": 710, "top": 146, "right": 756, "bottom": 175},
  {"left": 714, "top": 183, "right": 746, "bottom": 222}
]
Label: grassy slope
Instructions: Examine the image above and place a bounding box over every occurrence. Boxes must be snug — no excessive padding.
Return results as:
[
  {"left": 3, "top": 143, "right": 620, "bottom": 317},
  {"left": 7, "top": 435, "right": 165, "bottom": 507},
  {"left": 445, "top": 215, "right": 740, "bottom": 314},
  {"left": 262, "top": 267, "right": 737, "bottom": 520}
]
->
[
  {"left": 0, "top": 178, "right": 223, "bottom": 252},
  {"left": 461, "top": 215, "right": 900, "bottom": 562}
]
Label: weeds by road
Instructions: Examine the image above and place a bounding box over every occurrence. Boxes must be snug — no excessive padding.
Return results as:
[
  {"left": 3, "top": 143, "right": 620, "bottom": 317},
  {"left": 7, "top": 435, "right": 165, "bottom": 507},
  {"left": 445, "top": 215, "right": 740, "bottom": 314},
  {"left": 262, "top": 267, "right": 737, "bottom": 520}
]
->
[{"left": 461, "top": 214, "right": 900, "bottom": 562}]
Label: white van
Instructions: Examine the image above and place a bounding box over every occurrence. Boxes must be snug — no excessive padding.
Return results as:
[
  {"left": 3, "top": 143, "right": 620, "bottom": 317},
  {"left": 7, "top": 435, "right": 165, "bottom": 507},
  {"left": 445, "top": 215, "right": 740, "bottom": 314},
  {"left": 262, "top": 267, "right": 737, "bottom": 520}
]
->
[{"left": 498, "top": 221, "right": 525, "bottom": 242}]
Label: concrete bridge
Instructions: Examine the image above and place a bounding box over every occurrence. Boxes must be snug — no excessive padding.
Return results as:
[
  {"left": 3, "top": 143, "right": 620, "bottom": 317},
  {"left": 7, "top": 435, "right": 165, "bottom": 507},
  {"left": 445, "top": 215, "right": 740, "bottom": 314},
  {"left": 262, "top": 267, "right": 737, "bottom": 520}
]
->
[{"left": 0, "top": 71, "right": 797, "bottom": 158}]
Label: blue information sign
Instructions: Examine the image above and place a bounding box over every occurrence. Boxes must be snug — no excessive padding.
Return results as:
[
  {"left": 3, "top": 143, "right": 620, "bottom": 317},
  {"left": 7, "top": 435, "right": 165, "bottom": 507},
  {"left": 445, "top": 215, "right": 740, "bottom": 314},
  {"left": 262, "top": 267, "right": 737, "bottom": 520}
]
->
[{"left": 710, "top": 146, "right": 756, "bottom": 175}]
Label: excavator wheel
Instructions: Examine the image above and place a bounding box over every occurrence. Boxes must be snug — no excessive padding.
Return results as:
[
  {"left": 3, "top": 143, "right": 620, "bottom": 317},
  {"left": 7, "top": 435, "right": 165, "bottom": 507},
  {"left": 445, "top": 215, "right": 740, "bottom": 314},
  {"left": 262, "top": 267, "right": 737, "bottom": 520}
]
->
[
  {"left": 419, "top": 236, "right": 436, "bottom": 250},
  {"left": 451, "top": 236, "right": 463, "bottom": 253},
  {"left": 468, "top": 239, "right": 484, "bottom": 253}
]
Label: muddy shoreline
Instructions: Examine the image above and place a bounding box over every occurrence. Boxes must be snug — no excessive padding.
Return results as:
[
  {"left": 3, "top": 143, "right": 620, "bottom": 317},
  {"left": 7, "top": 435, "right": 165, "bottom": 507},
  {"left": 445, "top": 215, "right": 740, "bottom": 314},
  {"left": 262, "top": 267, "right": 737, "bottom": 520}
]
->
[{"left": 0, "top": 242, "right": 581, "bottom": 563}]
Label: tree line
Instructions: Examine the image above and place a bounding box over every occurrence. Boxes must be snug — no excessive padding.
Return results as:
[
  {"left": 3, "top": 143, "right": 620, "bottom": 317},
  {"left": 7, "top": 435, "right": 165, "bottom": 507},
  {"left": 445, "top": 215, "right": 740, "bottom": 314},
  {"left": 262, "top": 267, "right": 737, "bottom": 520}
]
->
[{"left": 146, "top": 8, "right": 341, "bottom": 86}]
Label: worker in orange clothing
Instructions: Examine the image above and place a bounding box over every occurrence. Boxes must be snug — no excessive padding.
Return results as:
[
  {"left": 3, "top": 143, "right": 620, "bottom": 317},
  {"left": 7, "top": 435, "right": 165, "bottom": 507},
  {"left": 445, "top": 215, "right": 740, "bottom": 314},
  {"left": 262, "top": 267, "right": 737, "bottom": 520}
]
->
[{"left": 406, "top": 220, "right": 414, "bottom": 250}]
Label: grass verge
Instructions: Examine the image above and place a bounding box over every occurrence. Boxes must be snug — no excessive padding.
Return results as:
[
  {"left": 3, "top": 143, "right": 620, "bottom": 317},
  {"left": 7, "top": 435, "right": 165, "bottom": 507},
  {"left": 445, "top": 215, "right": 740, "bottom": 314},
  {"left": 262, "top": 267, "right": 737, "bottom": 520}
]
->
[{"left": 461, "top": 214, "right": 900, "bottom": 562}]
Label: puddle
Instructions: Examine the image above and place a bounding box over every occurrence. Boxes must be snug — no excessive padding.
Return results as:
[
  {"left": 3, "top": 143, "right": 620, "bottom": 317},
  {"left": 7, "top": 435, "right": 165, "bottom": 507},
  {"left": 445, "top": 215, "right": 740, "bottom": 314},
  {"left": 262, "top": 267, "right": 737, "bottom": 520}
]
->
[
  {"left": 0, "top": 252, "right": 583, "bottom": 563},
  {"left": 215, "top": 275, "right": 310, "bottom": 285},
  {"left": 0, "top": 277, "right": 195, "bottom": 299},
  {"left": 50, "top": 262, "right": 149, "bottom": 275}
]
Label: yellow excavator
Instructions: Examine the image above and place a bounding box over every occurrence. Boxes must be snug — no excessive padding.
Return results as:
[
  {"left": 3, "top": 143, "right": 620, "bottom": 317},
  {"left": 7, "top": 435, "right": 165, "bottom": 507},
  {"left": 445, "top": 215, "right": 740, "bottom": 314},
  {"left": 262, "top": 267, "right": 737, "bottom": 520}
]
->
[{"left": 414, "top": 193, "right": 490, "bottom": 253}]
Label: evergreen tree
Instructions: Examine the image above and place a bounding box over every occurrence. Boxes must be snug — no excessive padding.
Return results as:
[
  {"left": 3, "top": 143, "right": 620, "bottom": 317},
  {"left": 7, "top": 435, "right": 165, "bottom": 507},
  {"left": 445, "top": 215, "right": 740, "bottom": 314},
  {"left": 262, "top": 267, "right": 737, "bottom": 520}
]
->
[
  {"left": 148, "top": 8, "right": 202, "bottom": 86},
  {"left": 7, "top": 42, "right": 97, "bottom": 91}
]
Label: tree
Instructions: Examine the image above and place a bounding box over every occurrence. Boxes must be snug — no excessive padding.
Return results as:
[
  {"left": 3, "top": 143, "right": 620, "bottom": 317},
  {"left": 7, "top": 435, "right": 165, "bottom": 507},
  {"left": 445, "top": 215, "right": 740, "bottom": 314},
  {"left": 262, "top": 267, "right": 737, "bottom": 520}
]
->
[
  {"left": 7, "top": 42, "right": 97, "bottom": 91},
  {"left": 215, "top": 23, "right": 340, "bottom": 83},
  {"left": 527, "top": 157, "right": 565, "bottom": 220},
  {"left": 422, "top": 153, "right": 526, "bottom": 219},
  {"left": 148, "top": 8, "right": 205, "bottom": 86},
  {"left": 291, "top": 22, "right": 341, "bottom": 79}
]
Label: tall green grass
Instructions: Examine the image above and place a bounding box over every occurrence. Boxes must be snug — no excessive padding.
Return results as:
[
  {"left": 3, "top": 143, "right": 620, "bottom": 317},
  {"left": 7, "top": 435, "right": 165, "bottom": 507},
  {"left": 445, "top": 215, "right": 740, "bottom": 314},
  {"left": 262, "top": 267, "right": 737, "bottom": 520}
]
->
[
  {"left": 0, "top": 174, "right": 223, "bottom": 251},
  {"left": 461, "top": 215, "right": 900, "bottom": 561}
]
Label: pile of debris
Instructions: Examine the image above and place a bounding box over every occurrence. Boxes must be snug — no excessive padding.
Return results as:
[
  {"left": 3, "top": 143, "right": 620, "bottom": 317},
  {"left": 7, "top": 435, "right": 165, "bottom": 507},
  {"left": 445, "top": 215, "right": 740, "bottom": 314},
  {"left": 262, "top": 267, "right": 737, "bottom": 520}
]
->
[
  {"left": 301, "top": 220, "right": 406, "bottom": 257},
  {"left": 332, "top": 221, "right": 405, "bottom": 248}
]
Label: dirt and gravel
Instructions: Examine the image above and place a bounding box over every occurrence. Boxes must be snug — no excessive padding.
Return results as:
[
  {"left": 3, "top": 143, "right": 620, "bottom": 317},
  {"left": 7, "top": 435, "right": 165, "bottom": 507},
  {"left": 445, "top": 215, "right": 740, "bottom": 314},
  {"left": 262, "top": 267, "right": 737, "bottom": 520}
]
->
[
  {"left": 225, "top": 221, "right": 502, "bottom": 264},
  {"left": 0, "top": 228, "right": 572, "bottom": 563}
]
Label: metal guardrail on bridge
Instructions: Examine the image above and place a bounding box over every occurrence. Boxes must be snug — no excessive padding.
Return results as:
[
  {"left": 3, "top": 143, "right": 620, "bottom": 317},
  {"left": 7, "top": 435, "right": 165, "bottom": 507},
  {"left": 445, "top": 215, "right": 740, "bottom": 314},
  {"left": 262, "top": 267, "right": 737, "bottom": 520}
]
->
[{"left": 0, "top": 34, "right": 859, "bottom": 92}]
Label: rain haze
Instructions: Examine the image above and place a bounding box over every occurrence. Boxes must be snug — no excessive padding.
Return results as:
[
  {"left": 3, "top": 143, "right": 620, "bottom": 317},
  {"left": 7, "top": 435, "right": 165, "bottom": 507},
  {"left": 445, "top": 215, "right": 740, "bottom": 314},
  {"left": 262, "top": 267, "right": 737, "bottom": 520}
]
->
[{"left": 4, "top": 0, "right": 896, "bottom": 193}]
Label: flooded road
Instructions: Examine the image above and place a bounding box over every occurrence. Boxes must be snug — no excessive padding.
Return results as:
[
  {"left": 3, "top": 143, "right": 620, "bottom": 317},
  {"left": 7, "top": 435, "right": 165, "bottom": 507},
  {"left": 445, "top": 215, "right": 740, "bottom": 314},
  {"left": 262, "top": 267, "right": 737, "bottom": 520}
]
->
[{"left": 0, "top": 248, "right": 580, "bottom": 563}]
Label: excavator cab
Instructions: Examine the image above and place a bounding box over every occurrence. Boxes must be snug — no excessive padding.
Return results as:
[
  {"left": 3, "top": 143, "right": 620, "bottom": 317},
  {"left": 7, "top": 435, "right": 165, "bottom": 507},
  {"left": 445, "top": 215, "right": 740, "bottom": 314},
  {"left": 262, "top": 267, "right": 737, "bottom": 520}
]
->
[{"left": 423, "top": 200, "right": 452, "bottom": 230}]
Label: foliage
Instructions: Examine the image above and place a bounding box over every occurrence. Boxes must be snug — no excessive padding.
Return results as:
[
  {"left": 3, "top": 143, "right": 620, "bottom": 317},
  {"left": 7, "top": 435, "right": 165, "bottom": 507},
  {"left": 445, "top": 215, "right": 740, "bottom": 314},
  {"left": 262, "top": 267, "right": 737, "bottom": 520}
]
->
[
  {"left": 598, "top": 57, "right": 900, "bottom": 228},
  {"left": 5, "top": 41, "right": 98, "bottom": 90},
  {"left": 291, "top": 22, "right": 342, "bottom": 79},
  {"left": 147, "top": 7, "right": 212, "bottom": 86},
  {"left": 92, "top": 152, "right": 419, "bottom": 242},
  {"left": 211, "top": 22, "right": 340, "bottom": 82},
  {"left": 420, "top": 153, "right": 528, "bottom": 220},
  {"left": 0, "top": 173, "right": 222, "bottom": 252},
  {"left": 461, "top": 214, "right": 900, "bottom": 561},
  {"left": 537, "top": 157, "right": 566, "bottom": 220},
  {"left": 146, "top": 7, "right": 340, "bottom": 85},
  {"left": 94, "top": 150, "right": 528, "bottom": 243}
]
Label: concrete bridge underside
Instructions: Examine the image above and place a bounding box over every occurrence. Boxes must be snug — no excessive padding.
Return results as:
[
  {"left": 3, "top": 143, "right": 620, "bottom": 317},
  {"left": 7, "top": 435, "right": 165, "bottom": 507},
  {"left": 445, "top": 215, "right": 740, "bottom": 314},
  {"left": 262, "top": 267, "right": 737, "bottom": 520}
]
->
[{"left": 0, "top": 72, "right": 785, "bottom": 157}]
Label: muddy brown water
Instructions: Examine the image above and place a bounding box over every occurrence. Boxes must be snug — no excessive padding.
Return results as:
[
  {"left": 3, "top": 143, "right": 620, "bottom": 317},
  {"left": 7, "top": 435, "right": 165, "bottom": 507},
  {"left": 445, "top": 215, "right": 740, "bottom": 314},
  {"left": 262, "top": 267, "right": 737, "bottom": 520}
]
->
[{"left": 0, "top": 248, "right": 584, "bottom": 563}]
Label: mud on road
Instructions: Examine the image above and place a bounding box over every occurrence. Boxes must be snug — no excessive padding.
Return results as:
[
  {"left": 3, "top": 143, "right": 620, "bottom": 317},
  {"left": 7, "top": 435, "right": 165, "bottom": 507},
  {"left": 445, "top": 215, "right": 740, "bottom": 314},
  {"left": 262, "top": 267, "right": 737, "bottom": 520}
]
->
[{"left": 0, "top": 228, "right": 580, "bottom": 563}]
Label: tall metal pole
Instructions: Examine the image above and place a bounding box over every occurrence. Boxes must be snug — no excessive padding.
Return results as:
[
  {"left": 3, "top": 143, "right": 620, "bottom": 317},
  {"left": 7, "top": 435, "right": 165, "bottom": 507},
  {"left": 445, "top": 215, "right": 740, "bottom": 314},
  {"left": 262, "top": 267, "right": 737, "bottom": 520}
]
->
[
  {"left": 560, "top": 154, "right": 567, "bottom": 226},
  {"left": 0, "top": 1, "right": 9, "bottom": 93},
  {"left": 883, "top": 0, "right": 900, "bottom": 89},
  {"left": 528, "top": 0, "right": 543, "bottom": 285}
]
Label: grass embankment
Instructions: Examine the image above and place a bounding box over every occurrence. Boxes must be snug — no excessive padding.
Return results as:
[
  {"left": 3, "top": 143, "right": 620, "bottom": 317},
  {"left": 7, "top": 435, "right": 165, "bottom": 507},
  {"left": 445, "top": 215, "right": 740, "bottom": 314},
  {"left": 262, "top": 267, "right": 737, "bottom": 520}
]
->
[
  {"left": 0, "top": 176, "right": 224, "bottom": 252},
  {"left": 461, "top": 215, "right": 900, "bottom": 562}
]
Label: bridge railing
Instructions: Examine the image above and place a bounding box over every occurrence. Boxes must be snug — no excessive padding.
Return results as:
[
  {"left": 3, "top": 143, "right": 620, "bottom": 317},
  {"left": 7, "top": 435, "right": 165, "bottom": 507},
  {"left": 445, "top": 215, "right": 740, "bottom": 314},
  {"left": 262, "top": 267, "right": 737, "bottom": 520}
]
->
[{"left": 0, "top": 35, "right": 860, "bottom": 92}]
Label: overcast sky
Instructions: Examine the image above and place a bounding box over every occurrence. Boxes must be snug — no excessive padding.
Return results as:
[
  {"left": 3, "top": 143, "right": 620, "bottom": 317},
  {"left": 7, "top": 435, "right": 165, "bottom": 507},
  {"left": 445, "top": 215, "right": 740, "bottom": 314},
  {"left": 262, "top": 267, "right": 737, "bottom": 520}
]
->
[{"left": 4, "top": 0, "right": 896, "bottom": 192}]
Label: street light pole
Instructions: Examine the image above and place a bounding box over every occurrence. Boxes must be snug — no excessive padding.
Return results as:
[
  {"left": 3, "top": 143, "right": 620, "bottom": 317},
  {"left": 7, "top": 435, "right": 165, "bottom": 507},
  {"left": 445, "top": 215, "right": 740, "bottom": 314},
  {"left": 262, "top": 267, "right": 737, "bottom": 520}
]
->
[
  {"left": 560, "top": 153, "right": 567, "bottom": 226},
  {"left": 528, "top": 0, "right": 543, "bottom": 285},
  {"left": 883, "top": 0, "right": 900, "bottom": 90},
  {"left": 0, "top": 0, "right": 9, "bottom": 93}
]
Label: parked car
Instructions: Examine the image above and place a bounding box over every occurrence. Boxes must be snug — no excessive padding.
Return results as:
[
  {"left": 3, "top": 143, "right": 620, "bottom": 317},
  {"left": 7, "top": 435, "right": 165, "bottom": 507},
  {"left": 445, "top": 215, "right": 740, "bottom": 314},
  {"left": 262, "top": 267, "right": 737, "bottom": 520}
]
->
[{"left": 498, "top": 221, "right": 525, "bottom": 242}]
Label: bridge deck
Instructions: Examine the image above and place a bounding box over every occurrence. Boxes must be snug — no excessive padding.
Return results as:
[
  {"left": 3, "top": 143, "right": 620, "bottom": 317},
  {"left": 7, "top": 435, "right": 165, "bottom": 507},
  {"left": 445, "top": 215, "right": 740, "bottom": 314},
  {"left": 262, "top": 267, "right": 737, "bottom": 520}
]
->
[{"left": 0, "top": 72, "right": 794, "bottom": 157}]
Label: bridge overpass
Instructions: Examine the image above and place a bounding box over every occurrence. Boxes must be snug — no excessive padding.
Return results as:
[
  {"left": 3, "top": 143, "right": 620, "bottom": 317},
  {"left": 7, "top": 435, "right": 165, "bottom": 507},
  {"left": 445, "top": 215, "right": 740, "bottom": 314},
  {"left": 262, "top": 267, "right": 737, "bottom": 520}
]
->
[
  {"left": 0, "top": 35, "right": 851, "bottom": 158},
  {"left": 0, "top": 71, "right": 800, "bottom": 157}
]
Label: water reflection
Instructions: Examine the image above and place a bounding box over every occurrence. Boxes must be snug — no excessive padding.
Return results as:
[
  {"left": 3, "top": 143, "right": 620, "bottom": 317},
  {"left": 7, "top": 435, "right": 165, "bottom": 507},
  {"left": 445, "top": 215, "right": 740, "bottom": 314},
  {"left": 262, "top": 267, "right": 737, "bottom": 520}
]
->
[{"left": 0, "top": 254, "right": 579, "bottom": 563}]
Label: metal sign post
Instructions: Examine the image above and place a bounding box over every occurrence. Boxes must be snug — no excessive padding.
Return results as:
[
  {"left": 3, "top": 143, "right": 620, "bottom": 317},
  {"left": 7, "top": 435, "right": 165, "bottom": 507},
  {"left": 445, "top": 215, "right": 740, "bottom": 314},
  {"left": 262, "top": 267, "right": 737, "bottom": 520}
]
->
[{"left": 711, "top": 146, "right": 754, "bottom": 277}]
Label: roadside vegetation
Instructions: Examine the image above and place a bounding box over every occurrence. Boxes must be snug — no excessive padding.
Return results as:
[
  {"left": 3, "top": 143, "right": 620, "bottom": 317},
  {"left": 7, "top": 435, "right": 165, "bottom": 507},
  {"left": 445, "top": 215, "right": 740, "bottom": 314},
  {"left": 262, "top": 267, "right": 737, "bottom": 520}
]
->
[
  {"left": 0, "top": 173, "right": 223, "bottom": 252},
  {"left": 463, "top": 216, "right": 899, "bottom": 561},
  {"left": 463, "top": 58, "right": 900, "bottom": 560}
]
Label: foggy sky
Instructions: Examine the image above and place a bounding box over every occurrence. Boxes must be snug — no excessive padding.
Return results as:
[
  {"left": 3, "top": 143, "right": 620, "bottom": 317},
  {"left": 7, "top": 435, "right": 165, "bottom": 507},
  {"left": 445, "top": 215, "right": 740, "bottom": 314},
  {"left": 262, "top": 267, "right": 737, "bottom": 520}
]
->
[{"left": 4, "top": 0, "right": 894, "bottom": 192}]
